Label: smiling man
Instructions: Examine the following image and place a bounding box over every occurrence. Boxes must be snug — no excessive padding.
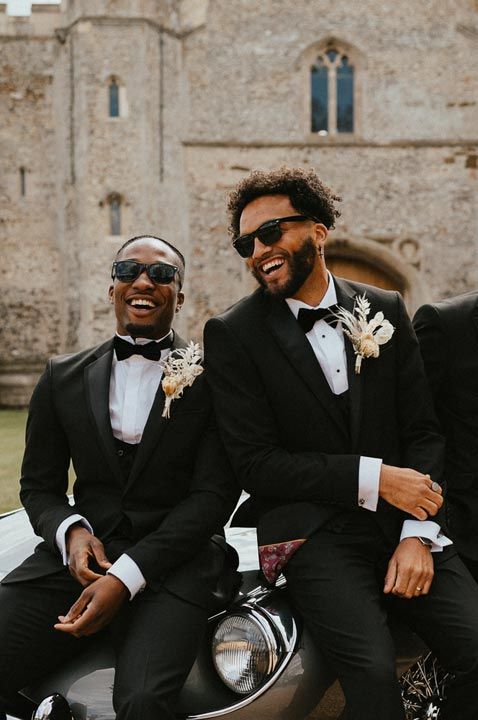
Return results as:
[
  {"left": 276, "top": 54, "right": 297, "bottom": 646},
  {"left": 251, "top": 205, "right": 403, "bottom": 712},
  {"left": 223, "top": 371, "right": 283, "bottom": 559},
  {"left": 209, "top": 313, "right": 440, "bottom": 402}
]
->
[
  {"left": 0, "top": 235, "right": 239, "bottom": 720},
  {"left": 204, "top": 168, "right": 478, "bottom": 720}
]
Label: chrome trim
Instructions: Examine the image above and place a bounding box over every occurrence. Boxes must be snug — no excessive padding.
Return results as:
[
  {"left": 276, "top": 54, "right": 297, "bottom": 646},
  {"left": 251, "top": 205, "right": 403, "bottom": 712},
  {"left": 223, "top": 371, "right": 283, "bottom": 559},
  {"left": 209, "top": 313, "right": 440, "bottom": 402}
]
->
[{"left": 188, "top": 602, "right": 298, "bottom": 719}]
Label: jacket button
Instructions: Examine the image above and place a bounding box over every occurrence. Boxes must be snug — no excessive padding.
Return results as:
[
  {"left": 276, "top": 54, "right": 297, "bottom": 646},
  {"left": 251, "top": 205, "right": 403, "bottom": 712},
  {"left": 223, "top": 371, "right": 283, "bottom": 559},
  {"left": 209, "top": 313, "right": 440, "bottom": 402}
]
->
[{"left": 117, "top": 449, "right": 124, "bottom": 456}]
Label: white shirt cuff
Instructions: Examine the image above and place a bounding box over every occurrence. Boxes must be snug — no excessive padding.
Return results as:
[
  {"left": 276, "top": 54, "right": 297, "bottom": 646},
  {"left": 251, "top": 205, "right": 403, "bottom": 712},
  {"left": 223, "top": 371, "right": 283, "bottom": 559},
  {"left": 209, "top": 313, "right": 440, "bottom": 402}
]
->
[
  {"left": 400, "top": 520, "right": 453, "bottom": 553},
  {"left": 107, "top": 553, "right": 147, "bottom": 600},
  {"left": 358, "top": 456, "right": 382, "bottom": 511},
  {"left": 55, "top": 515, "right": 94, "bottom": 565}
]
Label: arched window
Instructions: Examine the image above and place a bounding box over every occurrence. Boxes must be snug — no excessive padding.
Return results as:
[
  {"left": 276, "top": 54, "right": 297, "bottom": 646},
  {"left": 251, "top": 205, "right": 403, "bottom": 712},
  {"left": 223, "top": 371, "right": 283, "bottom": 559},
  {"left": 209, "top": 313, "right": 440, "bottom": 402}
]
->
[
  {"left": 109, "top": 194, "right": 121, "bottom": 235},
  {"left": 311, "top": 47, "right": 354, "bottom": 135},
  {"left": 109, "top": 77, "right": 120, "bottom": 118}
]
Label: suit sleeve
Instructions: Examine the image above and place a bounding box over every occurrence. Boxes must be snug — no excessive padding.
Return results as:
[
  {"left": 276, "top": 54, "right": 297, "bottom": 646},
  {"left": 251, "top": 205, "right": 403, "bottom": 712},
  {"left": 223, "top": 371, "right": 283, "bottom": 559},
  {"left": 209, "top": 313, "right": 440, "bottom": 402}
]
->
[
  {"left": 203, "top": 317, "right": 360, "bottom": 509},
  {"left": 19, "top": 361, "right": 79, "bottom": 552},
  {"left": 124, "top": 410, "right": 241, "bottom": 586},
  {"left": 413, "top": 303, "right": 449, "bottom": 405}
]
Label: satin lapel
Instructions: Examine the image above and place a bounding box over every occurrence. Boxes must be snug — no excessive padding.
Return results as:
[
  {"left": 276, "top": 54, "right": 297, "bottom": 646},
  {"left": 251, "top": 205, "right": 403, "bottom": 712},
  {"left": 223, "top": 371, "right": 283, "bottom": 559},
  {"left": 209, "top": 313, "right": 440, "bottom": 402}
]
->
[
  {"left": 126, "top": 332, "right": 186, "bottom": 490},
  {"left": 334, "top": 277, "right": 364, "bottom": 451},
  {"left": 84, "top": 341, "right": 124, "bottom": 484},
  {"left": 264, "top": 297, "right": 348, "bottom": 438}
]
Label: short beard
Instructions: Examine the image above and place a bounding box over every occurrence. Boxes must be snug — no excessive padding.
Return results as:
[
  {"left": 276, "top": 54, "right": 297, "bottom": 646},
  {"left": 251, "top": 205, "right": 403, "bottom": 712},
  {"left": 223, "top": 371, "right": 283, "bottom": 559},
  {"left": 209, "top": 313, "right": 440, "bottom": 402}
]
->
[
  {"left": 125, "top": 323, "right": 156, "bottom": 339},
  {"left": 251, "top": 236, "right": 318, "bottom": 299}
]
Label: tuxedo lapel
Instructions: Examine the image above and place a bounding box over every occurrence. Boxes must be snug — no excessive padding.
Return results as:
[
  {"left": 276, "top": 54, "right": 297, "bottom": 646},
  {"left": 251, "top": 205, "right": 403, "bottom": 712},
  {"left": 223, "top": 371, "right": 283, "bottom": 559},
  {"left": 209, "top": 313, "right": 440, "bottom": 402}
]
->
[
  {"left": 126, "top": 332, "right": 187, "bottom": 489},
  {"left": 264, "top": 296, "right": 349, "bottom": 438},
  {"left": 84, "top": 340, "right": 124, "bottom": 484},
  {"left": 334, "top": 277, "right": 364, "bottom": 451}
]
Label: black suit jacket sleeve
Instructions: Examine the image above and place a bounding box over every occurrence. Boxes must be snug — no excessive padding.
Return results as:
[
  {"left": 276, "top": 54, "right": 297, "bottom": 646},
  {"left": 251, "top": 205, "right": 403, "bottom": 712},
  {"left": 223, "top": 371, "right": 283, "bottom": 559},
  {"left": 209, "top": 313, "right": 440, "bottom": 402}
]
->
[
  {"left": 19, "top": 361, "right": 79, "bottom": 552},
  {"left": 395, "top": 297, "right": 444, "bottom": 479},
  {"left": 413, "top": 303, "right": 448, "bottom": 401},
  {"left": 204, "top": 318, "right": 360, "bottom": 509},
  {"left": 125, "top": 416, "right": 240, "bottom": 585}
]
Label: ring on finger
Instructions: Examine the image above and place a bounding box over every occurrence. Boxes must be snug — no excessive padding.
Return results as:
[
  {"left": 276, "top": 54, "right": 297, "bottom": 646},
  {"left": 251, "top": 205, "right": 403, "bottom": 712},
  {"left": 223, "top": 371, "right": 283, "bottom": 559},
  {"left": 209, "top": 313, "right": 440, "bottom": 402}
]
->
[
  {"left": 431, "top": 481, "right": 441, "bottom": 493},
  {"left": 416, "top": 586, "right": 422, "bottom": 593}
]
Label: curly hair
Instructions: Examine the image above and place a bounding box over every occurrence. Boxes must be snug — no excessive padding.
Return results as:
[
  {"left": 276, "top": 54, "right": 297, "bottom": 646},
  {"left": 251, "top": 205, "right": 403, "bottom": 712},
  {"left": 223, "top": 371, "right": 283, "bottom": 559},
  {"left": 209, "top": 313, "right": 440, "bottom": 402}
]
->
[{"left": 227, "top": 166, "right": 341, "bottom": 237}]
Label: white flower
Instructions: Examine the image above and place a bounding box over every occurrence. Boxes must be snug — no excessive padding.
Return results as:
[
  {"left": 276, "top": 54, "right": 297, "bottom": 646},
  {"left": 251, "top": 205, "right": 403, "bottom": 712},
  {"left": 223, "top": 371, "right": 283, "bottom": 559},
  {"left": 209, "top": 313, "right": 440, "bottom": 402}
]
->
[
  {"left": 332, "top": 294, "right": 395, "bottom": 374},
  {"left": 161, "top": 342, "right": 204, "bottom": 418}
]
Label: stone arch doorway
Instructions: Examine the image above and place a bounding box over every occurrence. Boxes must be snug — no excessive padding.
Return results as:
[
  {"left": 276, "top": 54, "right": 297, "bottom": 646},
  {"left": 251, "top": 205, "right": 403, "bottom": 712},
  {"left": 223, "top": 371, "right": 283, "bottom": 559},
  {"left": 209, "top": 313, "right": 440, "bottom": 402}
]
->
[
  {"left": 325, "top": 237, "right": 429, "bottom": 314},
  {"left": 327, "top": 256, "right": 405, "bottom": 294}
]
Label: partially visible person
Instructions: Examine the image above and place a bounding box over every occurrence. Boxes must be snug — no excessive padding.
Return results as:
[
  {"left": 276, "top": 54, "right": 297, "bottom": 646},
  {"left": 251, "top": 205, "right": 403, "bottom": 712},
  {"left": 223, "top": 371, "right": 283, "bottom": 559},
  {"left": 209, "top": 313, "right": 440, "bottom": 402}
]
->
[
  {"left": 414, "top": 290, "right": 478, "bottom": 580},
  {"left": 0, "top": 235, "right": 239, "bottom": 720}
]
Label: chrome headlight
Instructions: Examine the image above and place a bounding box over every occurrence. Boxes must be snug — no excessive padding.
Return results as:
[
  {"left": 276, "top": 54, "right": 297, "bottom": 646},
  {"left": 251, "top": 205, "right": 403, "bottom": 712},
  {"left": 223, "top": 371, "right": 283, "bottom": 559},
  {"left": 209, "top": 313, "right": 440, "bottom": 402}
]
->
[{"left": 212, "top": 611, "right": 280, "bottom": 694}]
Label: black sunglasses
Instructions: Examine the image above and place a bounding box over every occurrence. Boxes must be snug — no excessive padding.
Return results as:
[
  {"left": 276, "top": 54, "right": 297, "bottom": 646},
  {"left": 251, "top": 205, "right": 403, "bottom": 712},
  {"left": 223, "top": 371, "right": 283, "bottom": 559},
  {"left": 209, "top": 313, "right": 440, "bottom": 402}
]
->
[
  {"left": 111, "top": 260, "right": 179, "bottom": 284},
  {"left": 232, "top": 215, "right": 319, "bottom": 258}
]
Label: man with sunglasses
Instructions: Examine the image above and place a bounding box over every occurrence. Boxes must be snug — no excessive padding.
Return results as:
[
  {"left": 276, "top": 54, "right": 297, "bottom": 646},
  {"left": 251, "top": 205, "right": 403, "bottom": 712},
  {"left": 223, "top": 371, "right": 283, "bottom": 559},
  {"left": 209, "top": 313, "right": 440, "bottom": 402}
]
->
[
  {"left": 204, "top": 167, "right": 478, "bottom": 720},
  {"left": 0, "top": 235, "right": 239, "bottom": 720}
]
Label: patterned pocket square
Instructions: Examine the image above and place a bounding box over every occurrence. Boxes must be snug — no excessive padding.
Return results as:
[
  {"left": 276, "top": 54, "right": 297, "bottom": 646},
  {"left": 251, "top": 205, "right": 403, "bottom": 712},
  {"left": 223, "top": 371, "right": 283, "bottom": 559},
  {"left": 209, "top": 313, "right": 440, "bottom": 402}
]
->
[{"left": 258, "top": 538, "right": 306, "bottom": 585}]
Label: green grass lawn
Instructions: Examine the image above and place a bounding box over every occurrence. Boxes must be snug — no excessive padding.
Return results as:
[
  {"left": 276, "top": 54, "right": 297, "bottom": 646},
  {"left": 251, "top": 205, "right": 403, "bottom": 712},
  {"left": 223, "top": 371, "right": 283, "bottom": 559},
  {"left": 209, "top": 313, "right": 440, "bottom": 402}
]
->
[{"left": 0, "top": 409, "right": 27, "bottom": 513}]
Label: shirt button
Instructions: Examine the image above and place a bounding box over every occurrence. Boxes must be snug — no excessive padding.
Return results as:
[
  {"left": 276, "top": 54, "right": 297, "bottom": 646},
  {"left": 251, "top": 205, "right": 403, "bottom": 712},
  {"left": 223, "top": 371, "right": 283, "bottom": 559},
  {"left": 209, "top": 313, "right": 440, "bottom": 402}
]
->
[
  {"left": 359, "top": 498, "right": 365, "bottom": 506},
  {"left": 336, "top": 369, "right": 340, "bottom": 373}
]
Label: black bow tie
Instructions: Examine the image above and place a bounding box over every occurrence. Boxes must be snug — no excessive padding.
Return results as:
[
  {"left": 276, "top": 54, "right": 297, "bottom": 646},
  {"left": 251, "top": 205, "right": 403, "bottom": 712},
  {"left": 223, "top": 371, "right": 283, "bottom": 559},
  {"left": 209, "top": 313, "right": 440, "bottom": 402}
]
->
[
  {"left": 114, "top": 334, "right": 173, "bottom": 361},
  {"left": 297, "top": 305, "right": 339, "bottom": 334}
]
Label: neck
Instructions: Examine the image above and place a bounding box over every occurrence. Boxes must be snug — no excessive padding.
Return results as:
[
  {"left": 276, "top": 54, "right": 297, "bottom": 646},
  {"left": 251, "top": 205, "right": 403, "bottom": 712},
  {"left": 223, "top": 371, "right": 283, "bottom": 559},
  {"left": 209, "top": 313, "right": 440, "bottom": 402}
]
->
[{"left": 290, "top": 264, "right": 329, "bottom": 306}]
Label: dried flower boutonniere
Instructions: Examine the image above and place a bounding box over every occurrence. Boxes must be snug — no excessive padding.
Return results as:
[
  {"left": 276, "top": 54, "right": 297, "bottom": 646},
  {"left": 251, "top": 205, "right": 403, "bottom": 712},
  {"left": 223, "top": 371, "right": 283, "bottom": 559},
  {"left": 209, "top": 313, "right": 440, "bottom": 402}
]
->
[
  {"left": 161, "top": 342, "right": 204, "bottom": 418},
  {"left": 333, "top": 294, "right": 395, "bottom": 374}
]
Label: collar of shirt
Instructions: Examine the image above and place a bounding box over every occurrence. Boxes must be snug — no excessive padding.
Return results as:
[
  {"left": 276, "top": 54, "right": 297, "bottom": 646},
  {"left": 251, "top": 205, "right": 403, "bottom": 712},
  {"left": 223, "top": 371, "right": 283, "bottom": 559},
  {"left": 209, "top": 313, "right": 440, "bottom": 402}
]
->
[
  {"left": 285, "top": 271, "right": 338, "bottom": 319},
  {"left": 114, "top": 331, "right": 172, "bottom": 346}
]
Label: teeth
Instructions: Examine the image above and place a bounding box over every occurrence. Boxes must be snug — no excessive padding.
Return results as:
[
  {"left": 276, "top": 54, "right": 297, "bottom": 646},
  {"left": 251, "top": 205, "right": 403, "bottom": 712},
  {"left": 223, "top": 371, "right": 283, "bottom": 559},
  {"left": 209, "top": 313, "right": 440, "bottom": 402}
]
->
[
  {"left": 262, "top": 259, "right": 285, "bottom": 274},
  {"left": 130, "top": 298, "right": 155, "bottom": 308}
]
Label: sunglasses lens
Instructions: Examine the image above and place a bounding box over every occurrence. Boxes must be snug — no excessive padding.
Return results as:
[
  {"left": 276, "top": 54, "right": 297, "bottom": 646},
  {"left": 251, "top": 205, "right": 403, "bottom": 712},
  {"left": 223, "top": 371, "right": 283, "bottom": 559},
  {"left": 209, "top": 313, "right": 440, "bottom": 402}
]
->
[
  {"left": 258, "top": 225, "right": 281, "bottom": 246},
  {"left": 234, "top": 237, "right": 254, "bottom": 258},
  {"left": 114, "top": 261, "right": 140, "bottom": 282},
  {"left": 148, "top": 263, "right": 177, "bottom": 284}
]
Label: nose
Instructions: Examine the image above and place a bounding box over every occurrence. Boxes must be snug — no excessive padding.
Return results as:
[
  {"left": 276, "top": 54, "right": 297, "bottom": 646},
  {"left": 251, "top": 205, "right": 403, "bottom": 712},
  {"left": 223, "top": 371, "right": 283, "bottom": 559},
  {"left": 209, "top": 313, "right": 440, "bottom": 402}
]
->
[{"left": 132, "top": 268, "right": 155, "bottom": 289}]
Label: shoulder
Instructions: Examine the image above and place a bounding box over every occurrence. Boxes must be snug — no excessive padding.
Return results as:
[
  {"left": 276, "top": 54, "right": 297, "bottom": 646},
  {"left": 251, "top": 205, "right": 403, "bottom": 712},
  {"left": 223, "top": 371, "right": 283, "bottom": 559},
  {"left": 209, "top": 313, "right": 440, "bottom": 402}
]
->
[
  {"left": 47, "top": 338, "right": 114, "bottom": 378},
  {"left": 414, "top": 290, "right": 478, "bottom": 329},
  {"left": 206, "top": 288, "right": 265, "bottom": 329}
]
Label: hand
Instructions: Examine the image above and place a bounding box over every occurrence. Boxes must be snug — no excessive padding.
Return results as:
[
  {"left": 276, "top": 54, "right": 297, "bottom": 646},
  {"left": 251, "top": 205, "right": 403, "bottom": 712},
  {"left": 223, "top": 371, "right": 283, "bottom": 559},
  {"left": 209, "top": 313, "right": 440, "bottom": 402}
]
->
[
  {"left": 383, "top": 537, "right": 434, "bottom": 599},
  {"left": 54, "top": 574, "right": 129, "bottom": 637},
  {"left": 66, "top": 525, "right": 112, "bottom": 586},
  {"left": 379, "top": 465, "right": 443, "bottom": 520}
]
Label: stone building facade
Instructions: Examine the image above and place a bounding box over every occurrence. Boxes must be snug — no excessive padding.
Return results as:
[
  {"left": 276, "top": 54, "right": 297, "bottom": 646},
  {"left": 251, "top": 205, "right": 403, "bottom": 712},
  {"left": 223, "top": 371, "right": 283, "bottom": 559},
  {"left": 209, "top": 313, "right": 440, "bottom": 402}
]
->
[{"left": 0, "top": 0, "right": 477, "bottom": 405}]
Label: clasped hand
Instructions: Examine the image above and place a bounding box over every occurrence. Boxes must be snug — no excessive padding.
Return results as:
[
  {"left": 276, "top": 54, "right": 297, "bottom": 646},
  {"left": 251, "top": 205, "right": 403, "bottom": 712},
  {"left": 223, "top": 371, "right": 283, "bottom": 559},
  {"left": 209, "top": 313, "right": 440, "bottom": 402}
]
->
[
  {"left": 384, "top": 537, "right": 433, "bottom": 599},
  {"left": 66, "top": 524, "right": 112, "bottom": 586},
  {"left": 379, "top": 464, "right": 443, "bottom": 520},
  {"left": 54, "top": 574, "right": 129, "bottom": 637}
]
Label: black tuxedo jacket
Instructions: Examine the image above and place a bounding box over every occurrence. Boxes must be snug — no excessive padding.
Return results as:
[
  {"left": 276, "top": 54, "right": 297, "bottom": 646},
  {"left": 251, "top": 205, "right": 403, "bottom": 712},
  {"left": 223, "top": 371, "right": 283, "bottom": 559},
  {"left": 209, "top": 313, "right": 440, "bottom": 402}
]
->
[
  {"left": 204, "top": 276, "right": 444, "bottom": 549},
  {"left": 3, "top": 334, "right": 240, "bottom": 609},
  {"left": 414, "top": 291, "right": 478, "bottom": 561}
]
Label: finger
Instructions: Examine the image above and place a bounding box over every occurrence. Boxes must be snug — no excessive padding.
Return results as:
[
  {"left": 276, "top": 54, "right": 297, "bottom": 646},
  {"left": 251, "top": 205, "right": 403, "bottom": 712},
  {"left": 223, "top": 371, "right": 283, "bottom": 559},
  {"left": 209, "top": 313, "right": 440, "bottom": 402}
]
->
[
  {"left": 53, "top": 621, "right": 82, "bottom": 637},
  {"left": 410, "top": 506, "right": 428, "bottom": 521},
  {"left": 91, "top": 543, "right": 112, "bottom": 570},
  {"left": 391, "top": 564, "right": 411, "bottom": 597},
  {"left": 423, "top": 489, "right": 443, "bottom": 507},
  {"left": 70, "top": 563, "right": 103, "bottom": 586},
  {"left": 418, "top": 498, "right": 442, "bottom": 517},
  {"left": 384, "top": 559, "right": 398, "bottom": 594},
  {"left": 60, "top": 593, "right": 90, "bottom": 624}
]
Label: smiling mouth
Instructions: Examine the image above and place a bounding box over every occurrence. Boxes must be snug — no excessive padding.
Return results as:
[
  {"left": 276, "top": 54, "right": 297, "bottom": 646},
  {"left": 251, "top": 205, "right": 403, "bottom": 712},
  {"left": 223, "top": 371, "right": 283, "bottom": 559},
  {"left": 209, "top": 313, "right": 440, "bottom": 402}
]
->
[
  {"left": 260, "top": 258, "right": 286, "bottom": 275},
  {"left": 126, "top": 298, "right": 158, "bottom": 311}
]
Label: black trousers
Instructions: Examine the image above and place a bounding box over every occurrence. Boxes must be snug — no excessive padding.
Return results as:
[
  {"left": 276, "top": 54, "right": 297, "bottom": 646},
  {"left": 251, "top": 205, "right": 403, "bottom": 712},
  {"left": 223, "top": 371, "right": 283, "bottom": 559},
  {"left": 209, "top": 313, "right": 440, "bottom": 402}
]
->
[
  {"left": 0, "top": 570, "right": 208, "bottom": 720},
  {"left": 284, "top": 512, "right": 478, "bottom": 720}
]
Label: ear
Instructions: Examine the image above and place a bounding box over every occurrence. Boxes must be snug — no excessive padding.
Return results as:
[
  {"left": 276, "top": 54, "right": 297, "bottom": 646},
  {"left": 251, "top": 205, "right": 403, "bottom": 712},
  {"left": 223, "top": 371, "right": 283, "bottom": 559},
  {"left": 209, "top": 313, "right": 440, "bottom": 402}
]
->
[
  {"left": 175, "top": 291, "right": 185, "bottom": 312},
  {"left": 314, "top": 223, "right": 328, "bottom": 254},
  {"left": 108, "top": 285, "right": 114, "bottom": 304}
]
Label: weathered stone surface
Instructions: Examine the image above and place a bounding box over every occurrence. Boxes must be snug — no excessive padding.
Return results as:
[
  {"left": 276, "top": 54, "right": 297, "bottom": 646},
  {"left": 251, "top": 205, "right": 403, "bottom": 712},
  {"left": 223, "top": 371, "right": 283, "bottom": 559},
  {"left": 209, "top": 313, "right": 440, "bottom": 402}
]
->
[{"left": 0, "top": 0, "right": 477, "bottom": 404}]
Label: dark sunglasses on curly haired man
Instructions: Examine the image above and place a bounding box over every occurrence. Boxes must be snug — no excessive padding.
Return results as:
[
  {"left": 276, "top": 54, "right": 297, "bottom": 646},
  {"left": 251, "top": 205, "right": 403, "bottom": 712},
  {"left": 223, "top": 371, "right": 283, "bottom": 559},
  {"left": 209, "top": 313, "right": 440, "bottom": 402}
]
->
[{"left": 232, "top": 215, "right": 320, "bottom": 258}]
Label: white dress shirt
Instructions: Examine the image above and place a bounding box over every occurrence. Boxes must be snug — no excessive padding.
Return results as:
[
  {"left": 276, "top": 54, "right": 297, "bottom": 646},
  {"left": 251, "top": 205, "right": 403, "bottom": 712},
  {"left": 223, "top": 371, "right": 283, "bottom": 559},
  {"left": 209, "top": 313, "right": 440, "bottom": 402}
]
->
[
  {"left": 55, "top": 332, "right": 172, "bottom": 598},
  {"left": 286, "top": 273, "right": 451, "bottom": 552}
]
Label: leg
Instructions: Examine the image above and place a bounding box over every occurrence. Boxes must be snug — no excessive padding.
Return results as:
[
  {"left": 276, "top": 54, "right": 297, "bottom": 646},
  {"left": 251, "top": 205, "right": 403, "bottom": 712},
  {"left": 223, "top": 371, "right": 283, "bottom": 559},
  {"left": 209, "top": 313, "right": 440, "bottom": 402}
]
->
[
  {"left": 393, "top": 547, "right": 478, "bottom": 720},
  {"left": 111, "top": 588, "right": 208, "bottom": 720},
  {"left": 0, "top": 572, "right": 87, "bottom": 719},
  {"left": 283, "top": 524, "right": 405, "bottom": 720}
]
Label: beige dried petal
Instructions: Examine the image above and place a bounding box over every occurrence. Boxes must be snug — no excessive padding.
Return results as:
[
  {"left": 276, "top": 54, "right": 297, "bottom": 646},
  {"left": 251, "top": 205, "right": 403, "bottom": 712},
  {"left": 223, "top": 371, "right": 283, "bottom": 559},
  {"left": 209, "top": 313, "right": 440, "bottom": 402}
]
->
[{"left": 357, "top": 335, "right": 379, "bottom": 358}]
